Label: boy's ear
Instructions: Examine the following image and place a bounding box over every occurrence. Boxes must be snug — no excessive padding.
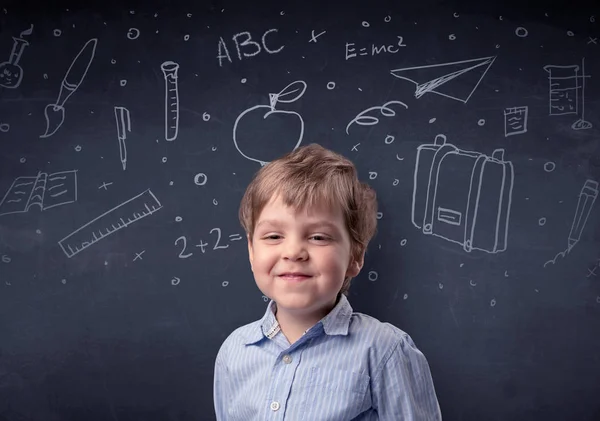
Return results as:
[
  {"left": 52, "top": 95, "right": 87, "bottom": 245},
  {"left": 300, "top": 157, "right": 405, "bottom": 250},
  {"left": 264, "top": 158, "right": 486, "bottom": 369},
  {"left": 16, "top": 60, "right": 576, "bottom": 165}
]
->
[
  {"left": 247, "top": 233, "right": 254, "bottom": 267},
  {"left": 346, "top": 251, "right": 365, "bottom": 278}
]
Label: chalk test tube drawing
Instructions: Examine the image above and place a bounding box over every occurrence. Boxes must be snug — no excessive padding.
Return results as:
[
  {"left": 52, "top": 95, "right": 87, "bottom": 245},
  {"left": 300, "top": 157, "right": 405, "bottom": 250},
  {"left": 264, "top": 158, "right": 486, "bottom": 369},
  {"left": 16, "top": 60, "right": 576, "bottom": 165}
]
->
[
  {"left": 0, "top": 170, "right": 77, "bottom": 216},
  {"left": 233, "top": 80, "right": 306, "bottom": 166},
  {"left": 412, "top": 134, "right": 514, "bottom": 253},
  {"left": 504, "top": 106, "right": 528, "bottom": 137},
  {"left": 544, "top": 58, "right": 592, "bottom": 130},
  {"left": 0, "top": 24, "right": 33, "bottom": 89},
  {"left": 390, "top": 56, "right": 496, "bottom": 103},
  {"left": 346, "top": 100, "right": 408, "bottom": 134},
  {"left": 114, "top": 106, "right": 131, "bottom": 170},
  {"left": 40, "top": 38, "right": 98, "bottom": 138},
  {"left": 161, "top": 61, "right": 180, "bottom": 141},
  {"left": 543, "top": 179, "right": 598, "bottom": 267},
  {"left": 58, "top": 189, "right": 162, "bottom": 258}
]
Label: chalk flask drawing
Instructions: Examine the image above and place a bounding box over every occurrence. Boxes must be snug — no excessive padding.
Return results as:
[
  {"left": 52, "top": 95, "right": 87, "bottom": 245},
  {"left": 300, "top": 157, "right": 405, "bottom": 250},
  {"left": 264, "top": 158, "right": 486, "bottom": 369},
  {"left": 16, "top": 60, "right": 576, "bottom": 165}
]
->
[
  {"left": 412, "top": 134, "right": 514, "bottom": 254},
  {"left": 233, "top": 80, "right": 306, "bottom": 166},
  {"left": 0, "top": 25, "right": 33, "bottom": 89}
]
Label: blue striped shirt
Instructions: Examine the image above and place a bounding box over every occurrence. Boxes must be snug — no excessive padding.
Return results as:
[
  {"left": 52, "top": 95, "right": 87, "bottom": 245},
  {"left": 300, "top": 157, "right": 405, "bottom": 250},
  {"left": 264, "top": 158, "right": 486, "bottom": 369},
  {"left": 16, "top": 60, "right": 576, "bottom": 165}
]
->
[{"left": 214, "top": 294, "right": 442, "bottom": 420}]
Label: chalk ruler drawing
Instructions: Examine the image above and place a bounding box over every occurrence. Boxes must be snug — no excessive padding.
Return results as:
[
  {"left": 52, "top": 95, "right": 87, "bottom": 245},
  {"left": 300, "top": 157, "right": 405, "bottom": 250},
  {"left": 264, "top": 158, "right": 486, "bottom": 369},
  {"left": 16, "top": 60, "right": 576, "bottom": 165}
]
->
[
  {"left": 544, "top": 58, "right": 592, "bottom": 130},
  {"left": 0, "top": 24, "right": 33, "bottom": 89},
  {"left": 390, "top": 56, "right": 496, "bottom": 103},
  {"left": 114, "top": 106, "right": 131, "bottom": 170},
  {"left": 504, "top": 106, "right": 528, "bottom": 137},
  {"left": 412, "top": 134, "right": 514, "bottom": 253},
  {"left": 40, "top": 38, "right": 97, "bottom": 138},
  {"left": 346, "top": 100, "right": 408, "bottom": 134},
  {"left": 233, "top": 80, "right": 306, "bottom": 166},
  {"left": 544, "top": 179, "right": 598, "bottom": 267},
  {"left": 0, "top": 170, "right": 77, "bottom": 216},
  {"left": 58, "top": 189, "right": 162, "bottom": 258},
  {"left": 161, "top": 61, "right": 180, "bottom": 141}
]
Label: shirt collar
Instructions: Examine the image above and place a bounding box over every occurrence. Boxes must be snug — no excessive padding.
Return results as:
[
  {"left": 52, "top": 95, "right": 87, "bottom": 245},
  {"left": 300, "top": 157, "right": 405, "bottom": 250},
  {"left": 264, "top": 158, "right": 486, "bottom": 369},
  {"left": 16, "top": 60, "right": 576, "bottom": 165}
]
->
[{"left": 243, "top": 294, "right": 354, "bottom": 345}]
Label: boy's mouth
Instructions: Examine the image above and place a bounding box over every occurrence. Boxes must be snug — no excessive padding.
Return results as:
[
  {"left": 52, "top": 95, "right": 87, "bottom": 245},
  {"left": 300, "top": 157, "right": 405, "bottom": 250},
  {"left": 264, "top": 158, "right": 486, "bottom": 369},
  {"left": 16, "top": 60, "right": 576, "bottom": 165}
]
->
[{"left": 278, "top": 272, "right": 312, "bottom": 281}]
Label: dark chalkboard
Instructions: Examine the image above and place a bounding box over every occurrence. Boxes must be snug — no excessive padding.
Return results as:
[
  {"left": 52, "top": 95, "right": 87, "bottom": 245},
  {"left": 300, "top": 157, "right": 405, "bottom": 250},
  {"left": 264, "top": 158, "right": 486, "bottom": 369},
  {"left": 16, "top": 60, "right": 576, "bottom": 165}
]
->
[{"left": 1, "top": 0, "right": 599, "bottom": 420}]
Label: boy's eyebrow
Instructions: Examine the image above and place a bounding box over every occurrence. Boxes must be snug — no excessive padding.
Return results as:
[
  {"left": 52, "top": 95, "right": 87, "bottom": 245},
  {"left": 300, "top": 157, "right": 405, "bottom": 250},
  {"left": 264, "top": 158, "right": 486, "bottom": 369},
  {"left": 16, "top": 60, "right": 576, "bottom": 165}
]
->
[{"left": 256, "top": 219, "right": 341, "bottom": 232}]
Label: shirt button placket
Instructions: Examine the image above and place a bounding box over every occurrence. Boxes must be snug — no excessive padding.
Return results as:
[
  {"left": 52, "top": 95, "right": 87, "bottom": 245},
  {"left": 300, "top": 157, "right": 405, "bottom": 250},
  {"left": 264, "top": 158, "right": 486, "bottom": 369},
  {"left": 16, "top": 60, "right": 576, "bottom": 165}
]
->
[
  {"left": 270, "top": 401, "right": 280, "bottom": 411},
  {"left": 282, "top": 354, "right": 292, "bottom": 364}
]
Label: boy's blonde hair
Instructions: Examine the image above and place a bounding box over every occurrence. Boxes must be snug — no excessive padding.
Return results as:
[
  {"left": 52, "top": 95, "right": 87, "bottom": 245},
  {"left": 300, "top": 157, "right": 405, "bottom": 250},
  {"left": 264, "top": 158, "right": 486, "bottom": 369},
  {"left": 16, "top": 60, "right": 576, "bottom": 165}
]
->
[{"left": 239, "top": 143, "right": 378, "bottom": 295}]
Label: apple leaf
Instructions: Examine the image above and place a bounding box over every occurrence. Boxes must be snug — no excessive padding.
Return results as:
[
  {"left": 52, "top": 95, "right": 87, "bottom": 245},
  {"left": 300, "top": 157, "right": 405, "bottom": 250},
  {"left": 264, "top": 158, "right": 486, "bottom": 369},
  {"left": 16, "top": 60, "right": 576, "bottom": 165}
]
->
[{"left": 274, "top": 80, "right": 307, "bottom": 104}]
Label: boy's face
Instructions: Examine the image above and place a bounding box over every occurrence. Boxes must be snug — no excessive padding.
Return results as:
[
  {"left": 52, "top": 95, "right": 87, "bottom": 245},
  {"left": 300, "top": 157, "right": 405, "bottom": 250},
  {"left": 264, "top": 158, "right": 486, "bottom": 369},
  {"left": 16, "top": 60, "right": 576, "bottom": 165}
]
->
[{"left": 248, "top": 194, "right": 362, "bottom": 319}]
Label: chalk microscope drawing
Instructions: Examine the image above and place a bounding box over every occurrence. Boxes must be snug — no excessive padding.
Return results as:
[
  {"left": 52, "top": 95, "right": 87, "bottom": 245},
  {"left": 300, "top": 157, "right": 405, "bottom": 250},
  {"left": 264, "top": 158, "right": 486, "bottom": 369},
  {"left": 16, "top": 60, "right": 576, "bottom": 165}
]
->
[
  {"left": 0, "top": 170, "right": 78, "bottom": 216},
  {"left": 544, "top": 179, "right": 598, "bottom": 267},
  {"left": 346, "top": 100, "right": 408, "bottom": 134},
  {"left": 161, "top": 61, "right": 180, "bottom": 141},
  {"left": 544, "top": 58, "right": 592, "bottom": 130},
  {"left": 0, "top": 24, "right": 33, "bottom": 89},
  {"left": 233, "top": 80, "right": 306, "bottom": 166},
  {"left": 58, "top": 189, "right": 162, "bottom": 258},
  {"left": 114, "top": 107, "right": 131, "bottom": 170},
  {"left": 504, "top": 106, "right": 528, "bottom": 137},
  {"left": 390, "top": 56, "right": 496, "bottom": 103},
  {"left": 39, "top": 38, "right": 97, "bottom": 138},
  {"left": 412, "top": 134, "right": 514, "bottom": 254}
]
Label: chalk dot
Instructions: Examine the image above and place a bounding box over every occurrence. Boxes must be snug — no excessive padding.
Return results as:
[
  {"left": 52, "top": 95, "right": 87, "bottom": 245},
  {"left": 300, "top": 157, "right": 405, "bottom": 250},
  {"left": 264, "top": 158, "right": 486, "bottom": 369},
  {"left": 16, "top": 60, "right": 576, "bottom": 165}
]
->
[
  {"left": 61, "top": 279, "right": 67, "bottom": 284},
  {"left": 74, "top": 145, "right": 82, "bottom": 152},
  {"left": 130, "top": 10, "right": 135, "bottom": 14},
  {"left": 222, "top": 281, "right": 229, "bottom": 287},
  {"left": 120, "top": 80, "right": 127, "bottom": 87},
  {"left": 202, "top": 112, "right": 210, "bottom": 121},
  {"left": 161, "top": 157, "right": 167, "bottom": 163},
  {"left": 36, "top": 229, "right": 41, "bottom": 234},
  {"left": 438, "top": 282, "right": 444, "bottom": 289},
  {"left": 470, "top": 280, "right": 477, "bottom": 286},
  {"left": 262, "top": 295, "right": 269, "bottom": 302},
  {"left": 0, "top": 123, "right": 9, "bottom": 132},
  {"left": 429, "top": 117, "right": 436, "bottom": 123},
  {"left": 384, "top": 15, "right": 391, "bottom": 22},
  {"left": 384, "top": 134, "right": 395, "bottom": 144},
  {"left": 169, "top": 181, "right": 174, "bottom": 186},
  {"left": 43, "top": 73, "right": 48, "bottom": 79},
  {"left": 567, "top": 30, "right": 574, "bottom": 36},
  {"left": 591, "top": 16, "right": 595, "bottom": 23},
  {"left": 538, "top": 217, "right": 546, "bottom": 226},
  {"left": 326, "top": 81, "right": 336, "bottom": 90},
  {"left": 368, "top": 271, "right": 378, "bottom": 281},
  {"left": 400, "top": 239, "right": 407, "bottom": 246},
  {"left": 515, "top": 27, "right": 528, "bottom": 37},
  {"left": 175, "top": 216, "right": 183, "bottom": 222},
  {"left": 369, "top": 172, "right": 377, "bottom": 180},
  {"left": 460, "top": 263, "right": 464, "bottom": 267},
  {"left": 376, "top": 212, "right": 383, "bottom": 220},
  {"left": 544, "top": 161, "right": 556, "bottom": 172},
  {"left": 211, "top": 146, "right": 217, "bottom": 151},
  {"left": 280, "top": 11, "right": 285, "bottom": 15},
  {"left": 496, "top": 44, "right": 500, "bottom": 48},
  {"left": 19, "top": 157, "right": 25, "bottom": 163},
  {"left": 53, "top": 29, "right": 62, "bottom": 37},
  {"left": 490, "top": 298, "right": 497, "bottom": 307},
  {"left": 477, "top": 119, "right": 485, "bottom": 126},
  {"left": 187, "top": 13, "right": 192, "bottom": 17},
  {"left": 241, "top": 78, "right": 247, "bottom": 83},
  {"left": 213, "top": 198, "right": 218, "bottom": 206},
  {"left": 194, "top": 173, "right": 207, "bottom": 186},
  {"left": 449, "top": 34, "right": 456, "bottom": 40},
  {"left": 184, "top": 34, "right": 190, "bottom": 41},
  {"left": 393, "top": 179, "right": 399, "bottom": 186},
  {"left": 453, "top": 12, "right": 459, "bottom": 17},
  {"left": 362, "top": 21, "right": 370, "bottom": 27},
  {"left": 597, "top": 296, "right": 600, "bottom": 303},
  {"left": 403, "top": 293, "right": 408, "bottom": 299},
  {"left": 499, "top": 16, "right": 503, "bottom": 20},
  {"left": 104, "top": 261, "right": 108, "bottom": 266},
  {"left": 171, "top": 277, "right": 180, "bottom": 286}
]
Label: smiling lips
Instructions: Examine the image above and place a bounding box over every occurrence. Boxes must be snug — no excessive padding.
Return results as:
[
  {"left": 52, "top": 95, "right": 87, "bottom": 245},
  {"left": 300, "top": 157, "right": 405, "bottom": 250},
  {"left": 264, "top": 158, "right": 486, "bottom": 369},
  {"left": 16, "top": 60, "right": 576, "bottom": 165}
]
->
[{"left": 278, "top": 272, "right": 312, "bottom": 282}]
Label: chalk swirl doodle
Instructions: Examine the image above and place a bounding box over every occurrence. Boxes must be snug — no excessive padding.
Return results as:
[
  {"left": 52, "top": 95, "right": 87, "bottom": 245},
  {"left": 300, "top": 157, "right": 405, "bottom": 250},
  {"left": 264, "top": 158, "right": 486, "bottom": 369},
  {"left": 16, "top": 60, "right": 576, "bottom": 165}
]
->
[{"left": 346, "top": 100, "right": 408, "bottom": 134}]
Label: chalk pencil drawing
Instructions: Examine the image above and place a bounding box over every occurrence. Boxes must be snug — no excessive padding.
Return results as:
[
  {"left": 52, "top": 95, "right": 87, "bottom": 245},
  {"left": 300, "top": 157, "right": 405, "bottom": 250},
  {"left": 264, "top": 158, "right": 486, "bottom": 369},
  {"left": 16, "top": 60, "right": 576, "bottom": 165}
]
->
[
  {"left": 412, "top": 134, "right": 514, "bottom": 254},
  {"left": 0, "top": 170, "right": 77, "bottom": 216},
  {"left": 504, "top": 106, "right": 528, "bottom": 137},
  {"left": 0, "top": 24, "right": 33, "bottom": 89},
  {"left": 161, "top": 61, "right": 180, "bottom": 141},
  {"left": 390, "top": 56, "right": 496, "bottom": 103},
  {"left": 114, "top": 106, "right": 131, "bottom": 170},
  {"left": 543, "top": 179, "right": 598, "bottom": 267},
  {"left": 346, "top": 100, "right": 408, "bottom": 134},
  {"left": 233, "top": 80, "right": 306, "bottom": 166},
  {"left": 40, "top": 38, "right": 98, "bottom": 138},
  {"left": 58, "top": 189, "right": 162, "bottom": 258},
  {"left": 544, "top": 58, "right": 592, "bottom": 130}
]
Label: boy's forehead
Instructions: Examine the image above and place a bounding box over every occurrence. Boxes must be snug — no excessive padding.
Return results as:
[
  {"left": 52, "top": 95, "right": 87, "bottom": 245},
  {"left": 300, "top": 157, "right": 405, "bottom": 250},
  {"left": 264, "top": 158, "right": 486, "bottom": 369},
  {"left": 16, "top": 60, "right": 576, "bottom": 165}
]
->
[{"left": 258, "top": 194, "right": 344, "bottom": 221}]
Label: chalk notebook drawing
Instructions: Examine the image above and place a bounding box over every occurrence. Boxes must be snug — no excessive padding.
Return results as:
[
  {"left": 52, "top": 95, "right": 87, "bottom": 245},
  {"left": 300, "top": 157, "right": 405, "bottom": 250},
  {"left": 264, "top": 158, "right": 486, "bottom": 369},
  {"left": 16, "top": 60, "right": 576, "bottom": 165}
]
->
[
  {"left": 0, "top": 170, "right": 78, "bottom": 216},
  {"left": 412, "top": 134, "right": 514, "bottom": 254}
]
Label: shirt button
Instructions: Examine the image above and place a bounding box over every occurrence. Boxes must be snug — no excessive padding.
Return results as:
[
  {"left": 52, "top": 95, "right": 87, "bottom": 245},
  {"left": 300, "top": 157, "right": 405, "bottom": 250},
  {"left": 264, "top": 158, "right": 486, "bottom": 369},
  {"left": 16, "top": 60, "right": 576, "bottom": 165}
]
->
[
  {"left": 270, "top": 401, "right": 280, "bottom": 411},
  {"left": 282, "top": 354, "right": 292, "bottom": 364}
]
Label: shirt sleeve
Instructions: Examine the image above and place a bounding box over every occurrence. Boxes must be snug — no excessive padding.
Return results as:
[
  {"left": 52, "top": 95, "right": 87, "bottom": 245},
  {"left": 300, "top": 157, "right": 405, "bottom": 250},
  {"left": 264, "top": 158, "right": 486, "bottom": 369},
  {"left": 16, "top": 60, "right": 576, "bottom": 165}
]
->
[
  {"left": 213, "top": 350, "right": 229, "bottom": 421},
  {"left": 371, "top": 333, "right": 442, "bottom": 420}
]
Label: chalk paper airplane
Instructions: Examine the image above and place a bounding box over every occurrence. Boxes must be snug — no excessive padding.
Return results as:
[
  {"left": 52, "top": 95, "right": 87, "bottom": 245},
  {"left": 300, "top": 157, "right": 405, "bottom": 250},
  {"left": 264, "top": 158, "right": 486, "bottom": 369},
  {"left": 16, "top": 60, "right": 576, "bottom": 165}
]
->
[{"left": 390, "top": 56, "right": 496, "bottom": 103}]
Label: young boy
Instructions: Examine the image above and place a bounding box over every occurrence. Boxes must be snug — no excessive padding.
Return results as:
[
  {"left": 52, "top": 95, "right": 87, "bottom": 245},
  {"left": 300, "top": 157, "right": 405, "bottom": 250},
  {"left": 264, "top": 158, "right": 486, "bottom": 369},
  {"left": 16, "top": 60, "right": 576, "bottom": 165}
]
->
[{"left": 214, "top": 144, "right": 441, "bottom": 420}]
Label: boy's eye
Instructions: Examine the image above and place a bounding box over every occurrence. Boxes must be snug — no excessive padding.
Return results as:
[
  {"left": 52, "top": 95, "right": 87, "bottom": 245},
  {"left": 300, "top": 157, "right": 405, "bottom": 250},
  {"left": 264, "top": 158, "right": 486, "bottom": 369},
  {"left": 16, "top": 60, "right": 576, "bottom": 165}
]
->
[
  {"left": 263, "top": 234, "right": 282, "bottom": 240},
  {"left": 310, "top": 235, "right": 331, "bottom": 242}
]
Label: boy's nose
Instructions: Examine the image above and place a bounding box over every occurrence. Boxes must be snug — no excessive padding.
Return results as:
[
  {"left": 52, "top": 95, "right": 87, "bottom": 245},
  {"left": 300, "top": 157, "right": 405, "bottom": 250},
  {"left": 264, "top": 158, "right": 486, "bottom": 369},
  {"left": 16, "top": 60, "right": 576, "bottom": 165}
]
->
[{"left": 283, "top": 240, "right": 308, "bottom": 261}]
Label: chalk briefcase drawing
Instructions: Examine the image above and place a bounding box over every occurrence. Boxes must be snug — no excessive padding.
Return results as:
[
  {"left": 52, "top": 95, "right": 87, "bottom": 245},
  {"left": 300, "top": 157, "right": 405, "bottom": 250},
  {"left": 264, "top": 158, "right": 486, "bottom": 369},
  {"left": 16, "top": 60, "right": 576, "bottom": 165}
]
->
[{"left": 412, "top": 134, "right": 514, "bottom": 253}]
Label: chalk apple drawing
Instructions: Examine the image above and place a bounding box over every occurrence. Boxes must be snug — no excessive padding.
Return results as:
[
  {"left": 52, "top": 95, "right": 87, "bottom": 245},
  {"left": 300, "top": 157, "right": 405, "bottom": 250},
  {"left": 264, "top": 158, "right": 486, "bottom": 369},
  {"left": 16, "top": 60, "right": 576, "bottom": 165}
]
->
[{"left": 233, "top": 80, "right": 306, "bottom": 165}]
